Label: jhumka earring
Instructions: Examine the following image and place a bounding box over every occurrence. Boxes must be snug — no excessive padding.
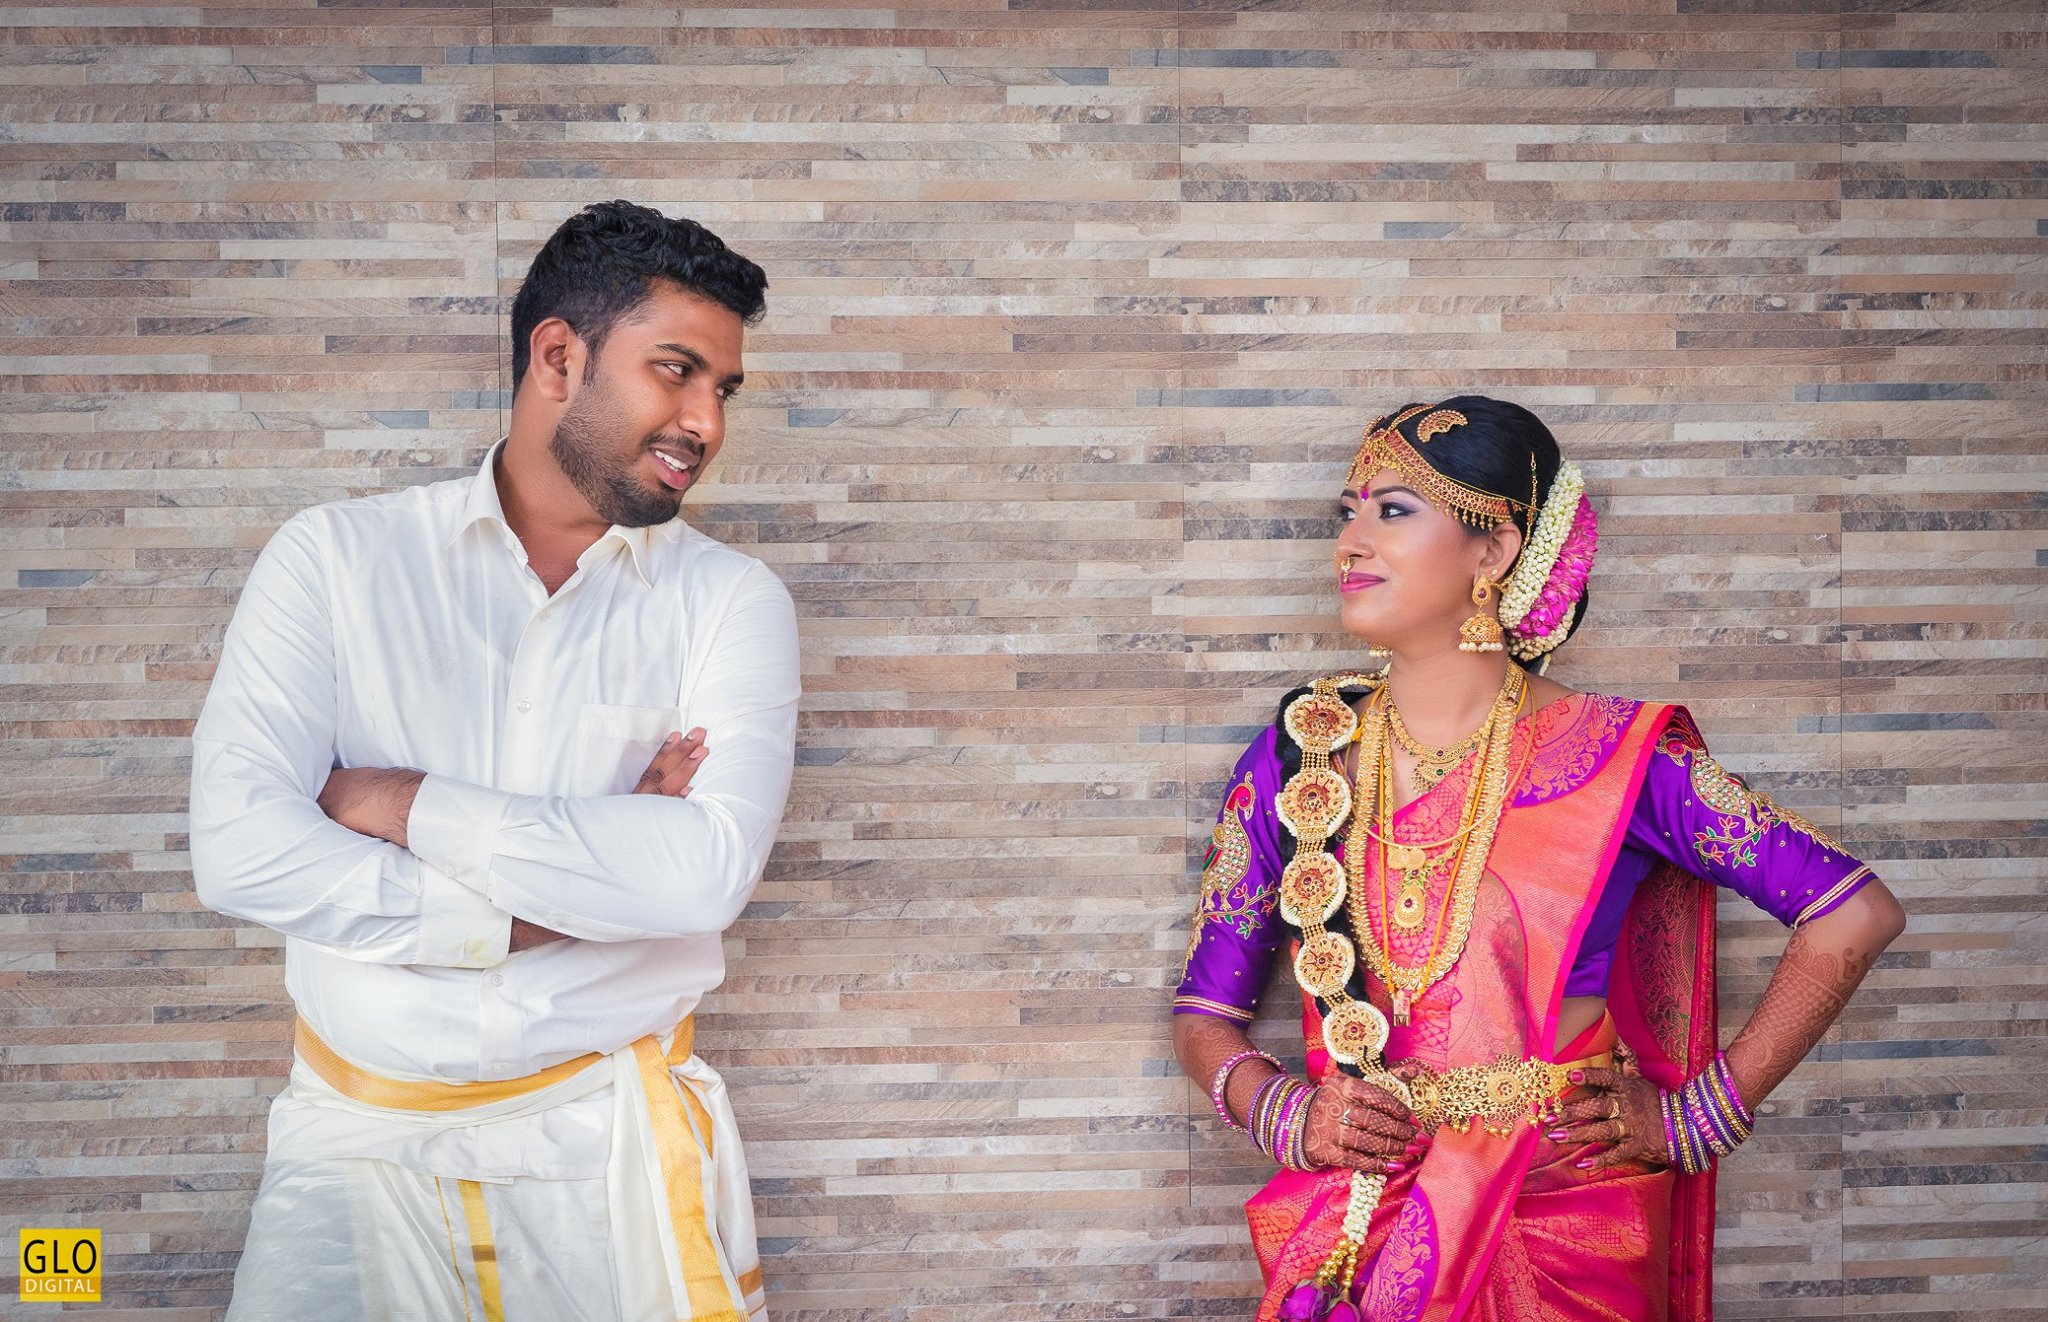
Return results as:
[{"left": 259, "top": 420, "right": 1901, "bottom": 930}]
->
[{"left": 1457, "top": 579, "right": 1506, "bottom": 653}]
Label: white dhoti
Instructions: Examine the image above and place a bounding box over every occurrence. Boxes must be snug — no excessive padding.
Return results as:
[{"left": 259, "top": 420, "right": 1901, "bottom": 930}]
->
[{"left": 227, "top": 1019, "right": 765, "bottom": 1322}]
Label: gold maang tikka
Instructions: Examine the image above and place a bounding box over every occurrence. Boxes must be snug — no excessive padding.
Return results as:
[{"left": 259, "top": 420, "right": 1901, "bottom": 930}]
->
[{"left": 1347, "top": 405, "right": 1537, "bottom": 530}]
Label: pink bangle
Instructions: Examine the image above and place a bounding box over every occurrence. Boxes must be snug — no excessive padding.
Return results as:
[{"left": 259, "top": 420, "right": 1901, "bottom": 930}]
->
[{"left": 1210, "top": 1050, "right": 1279, "bottom": 1133}]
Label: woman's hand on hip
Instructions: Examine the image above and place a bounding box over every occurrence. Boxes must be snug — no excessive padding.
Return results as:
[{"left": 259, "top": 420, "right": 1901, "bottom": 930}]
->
[{"left": 1548, "top": 1066, "right": 1670, "bottom": 1172}]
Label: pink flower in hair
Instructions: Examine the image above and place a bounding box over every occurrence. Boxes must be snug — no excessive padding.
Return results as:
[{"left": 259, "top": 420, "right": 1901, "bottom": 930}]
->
[{"left": 1515, "top": 495, "right": 1597, "bottom": 638}]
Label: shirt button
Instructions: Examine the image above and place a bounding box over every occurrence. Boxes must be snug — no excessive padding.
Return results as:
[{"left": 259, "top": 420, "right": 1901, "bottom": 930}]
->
[
  {"left": 516, "top": 700, "right": 532, "bottom": 714},
  {"left": 489, "top": 973, "right": 505, "bottom": 987}
]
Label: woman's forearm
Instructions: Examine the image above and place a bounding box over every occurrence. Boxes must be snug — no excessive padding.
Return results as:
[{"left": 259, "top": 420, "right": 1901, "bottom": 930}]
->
[
  {"left": 1724, "top": 881, "right": 1906, "bottom": 1107},
  {"left": 1174, "top": 1012, "right": 1283, "bottom": 1128}
]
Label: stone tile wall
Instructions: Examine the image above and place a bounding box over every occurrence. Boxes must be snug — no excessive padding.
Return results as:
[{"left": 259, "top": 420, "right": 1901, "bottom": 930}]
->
[{"left": 2, "top": 3, "right": 2041, "bottom": 1317}]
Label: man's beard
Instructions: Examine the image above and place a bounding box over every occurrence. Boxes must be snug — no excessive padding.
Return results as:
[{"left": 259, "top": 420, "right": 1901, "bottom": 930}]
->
[{"left": 547, "top": 391, "right": 685, "bottom": 529}]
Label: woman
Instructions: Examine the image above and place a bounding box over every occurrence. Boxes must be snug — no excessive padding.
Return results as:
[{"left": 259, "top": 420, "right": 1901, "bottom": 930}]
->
[{"left": 1172, "top": 398, "right": 1905, "bottom": 1322}]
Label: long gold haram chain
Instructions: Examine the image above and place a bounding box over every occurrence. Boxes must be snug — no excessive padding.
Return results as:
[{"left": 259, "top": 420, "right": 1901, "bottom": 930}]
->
[{"left": 1345, "top": 667, "right": 1526, "bottom": 1026}]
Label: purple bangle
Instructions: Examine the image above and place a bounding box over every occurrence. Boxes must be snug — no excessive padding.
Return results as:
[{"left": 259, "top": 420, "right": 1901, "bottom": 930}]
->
[
  {"left": 1211, "top": 1050, "right": 1279, "bottom": 1134},
  {"left": 1679, "top": 1080, "right": 1720, "bottom": 1155},
  {"left": 1270, "top": 1082, "right": 1300, "bottom": 1164},
  {"left": 1682, "top": 1077, "right": 1738, "bottom": 1158},
  {"left": 1714, "top": 1052, "right": 1754, "bottom": 1128}
]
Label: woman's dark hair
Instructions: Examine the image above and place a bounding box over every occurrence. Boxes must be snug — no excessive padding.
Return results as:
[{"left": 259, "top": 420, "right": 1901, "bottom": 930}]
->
[
  {"left": 1357, "top": 394, "right": 1591, "bottom": 659},
  {"left": 509, "top": 200, "right": 769, "bottom": 390}
]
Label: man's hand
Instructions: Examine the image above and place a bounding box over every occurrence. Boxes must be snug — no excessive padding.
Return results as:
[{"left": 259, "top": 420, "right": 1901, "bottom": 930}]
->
[
  {"left": 633, "top": 728, "right": 708, "bottom": 796},
  {"left": 504, "top": 730, "right": 710, "bottom": 954},
  {"left": 316, "top": 766, "right": 425, "bottom": 847}
]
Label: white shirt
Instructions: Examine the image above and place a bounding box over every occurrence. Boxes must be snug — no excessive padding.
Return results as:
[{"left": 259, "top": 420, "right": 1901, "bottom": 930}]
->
[{"left": 190, "top": 444, "right": 800, "bottom": 1082}]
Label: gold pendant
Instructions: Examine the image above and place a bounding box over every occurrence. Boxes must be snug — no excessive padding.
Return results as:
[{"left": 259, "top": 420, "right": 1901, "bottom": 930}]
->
[
  {"left": 1276, "top": 766, "right": 1352, "bottom": 839},
  {"left": 1392, "top": 882, "right": 1428, "bottom": 931},
  {"left": 1391, "top": 989, "right": 1412, "bottom": 1026},
  {"left": 1284, "top": 690, "right": 1359, "bottom": 751},
  {"left": 1386, "top": 842, "right": 1427, "bottom": 872}
]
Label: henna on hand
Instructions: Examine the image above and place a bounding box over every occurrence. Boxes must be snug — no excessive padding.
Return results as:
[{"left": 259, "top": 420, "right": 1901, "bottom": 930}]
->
[
  {"left": 1550, "top": 1066, "right": 1671, "bottom": 1171},
  {"left": 1303, "top": 1077, "right": 1417, "bottom": 1173}
]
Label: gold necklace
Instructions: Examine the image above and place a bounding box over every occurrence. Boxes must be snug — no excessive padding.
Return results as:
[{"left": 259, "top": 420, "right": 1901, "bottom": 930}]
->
[
  {"left": 1345, "top": 668, "right": 1526, "bottom": 1024},
  {"left": 1387, "top": 703, "right": 1485, "bottom": 790}
]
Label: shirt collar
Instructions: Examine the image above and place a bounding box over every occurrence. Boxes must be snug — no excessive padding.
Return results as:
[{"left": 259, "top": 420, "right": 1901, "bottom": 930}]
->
[{"left": 444, "top": 439, "right": 681, "bottom": 588}]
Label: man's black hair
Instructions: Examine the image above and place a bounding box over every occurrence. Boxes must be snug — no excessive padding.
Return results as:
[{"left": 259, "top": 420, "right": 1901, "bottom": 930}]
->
[{"left": 509, "top": 200, "right": 768, "bottom": 390}]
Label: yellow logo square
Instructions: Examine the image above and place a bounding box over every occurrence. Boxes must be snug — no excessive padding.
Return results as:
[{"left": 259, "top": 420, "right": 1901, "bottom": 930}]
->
[{"left": 18, "top": 1228, "right": 102, "bottom": 1304}]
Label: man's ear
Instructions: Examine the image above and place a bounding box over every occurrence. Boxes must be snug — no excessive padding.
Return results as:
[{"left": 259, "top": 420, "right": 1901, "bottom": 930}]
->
[{"left": 523, "top": 318, "right": 583, "bottom": 406}]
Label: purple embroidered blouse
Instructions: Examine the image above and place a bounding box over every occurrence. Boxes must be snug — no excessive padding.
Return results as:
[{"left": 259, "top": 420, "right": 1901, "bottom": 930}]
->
[{"left": 1173, "top": 696, "right": 1877, "bottom": 1024}]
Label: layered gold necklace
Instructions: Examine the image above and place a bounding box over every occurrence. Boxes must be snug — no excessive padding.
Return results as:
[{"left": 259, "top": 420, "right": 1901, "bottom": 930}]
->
[{"left": 1344, "top": 668, "right": 1526, "bottom": 1026}]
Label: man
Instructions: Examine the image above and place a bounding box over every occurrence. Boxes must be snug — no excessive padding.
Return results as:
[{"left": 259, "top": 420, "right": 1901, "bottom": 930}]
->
[{"left": 190, "top": 201, "right": 794, "bottom": 1321}]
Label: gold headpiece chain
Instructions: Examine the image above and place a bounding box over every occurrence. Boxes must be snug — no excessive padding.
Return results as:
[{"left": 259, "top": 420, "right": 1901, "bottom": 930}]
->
[{"left": 1346, "top": 404, "right": 1539, "bottom": 530}]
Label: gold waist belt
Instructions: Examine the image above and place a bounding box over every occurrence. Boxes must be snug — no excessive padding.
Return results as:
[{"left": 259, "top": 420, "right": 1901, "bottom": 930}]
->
[{"left": 1398, "top": 1048, "right": 1613, "bottom": 1138}]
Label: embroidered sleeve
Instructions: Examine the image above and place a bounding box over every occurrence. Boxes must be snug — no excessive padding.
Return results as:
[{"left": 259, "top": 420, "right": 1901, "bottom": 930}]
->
[
  {"left": 1174, "top": 726, "right": 1289, "bottom": 1023},
  {"left": 1626, "top": 709, "right": 1876, "bottom": 927}
]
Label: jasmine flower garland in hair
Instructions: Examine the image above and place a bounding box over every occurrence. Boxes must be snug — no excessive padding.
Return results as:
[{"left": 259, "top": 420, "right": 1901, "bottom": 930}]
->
[{"left": 1499, "top": 460, "right": 1585, "bottom": 632}]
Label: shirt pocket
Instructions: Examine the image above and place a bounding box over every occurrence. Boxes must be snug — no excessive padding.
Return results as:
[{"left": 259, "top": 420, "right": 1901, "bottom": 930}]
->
[{"left": 572, "top": 702, "right": 683, "bottom": 796}]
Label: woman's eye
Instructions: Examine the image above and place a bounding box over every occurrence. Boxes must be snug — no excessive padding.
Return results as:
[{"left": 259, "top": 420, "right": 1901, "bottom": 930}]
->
[
  {"left": 1337, "top": 504, "right": 1356, "bottom": 523},
  {"left": 1378, "top": 503, "right": 1410, "bottom": 519}
]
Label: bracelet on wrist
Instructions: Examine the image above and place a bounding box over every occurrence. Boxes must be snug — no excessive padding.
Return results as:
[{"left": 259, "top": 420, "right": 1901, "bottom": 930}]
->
[
  {"left": 1209, "top": 1049, "right": 1280, "bottom": 1134},
  {"left": 1662, "top": 1050, "right": 1756, "bottom": 1174}
]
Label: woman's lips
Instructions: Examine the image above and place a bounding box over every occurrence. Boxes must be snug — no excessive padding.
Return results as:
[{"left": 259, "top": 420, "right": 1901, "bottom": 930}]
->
[{"left": 1340, "top": 573, "right": 1384, "bottom": 594}]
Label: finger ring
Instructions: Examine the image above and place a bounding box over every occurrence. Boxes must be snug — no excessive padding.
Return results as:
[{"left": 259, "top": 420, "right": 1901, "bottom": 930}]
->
[
  {"left": 1341, "top": 1106, "right": 1354, "bottom": 1128},
  {"left": 1615, "top": 1115, "right": 1628, "bottom": 1143},
  {"left": 1607, "top": 1097, "right": 1622, "bottom": 1123}
]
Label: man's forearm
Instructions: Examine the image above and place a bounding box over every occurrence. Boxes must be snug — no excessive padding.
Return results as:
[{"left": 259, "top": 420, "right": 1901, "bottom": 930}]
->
[
  {"left": 317, "top": 766, "right": 425, "bottom": 848},
  {"left": 319, "top": 765, "right": 570, "bottom": 951}
]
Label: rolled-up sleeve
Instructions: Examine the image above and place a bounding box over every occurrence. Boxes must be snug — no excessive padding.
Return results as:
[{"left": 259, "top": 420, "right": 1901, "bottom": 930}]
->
[
  {"left": 406, "top": 561, "right": 800, "bottom": 942},
  {"left": 189, "top": 512, "right": 512, "bottom": 968}
]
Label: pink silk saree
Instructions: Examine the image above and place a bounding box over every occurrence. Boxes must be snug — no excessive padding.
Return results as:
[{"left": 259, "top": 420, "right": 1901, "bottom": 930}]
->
[{"left": 1245, "top": 697, "right": 1718, "bottom": 1322}]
